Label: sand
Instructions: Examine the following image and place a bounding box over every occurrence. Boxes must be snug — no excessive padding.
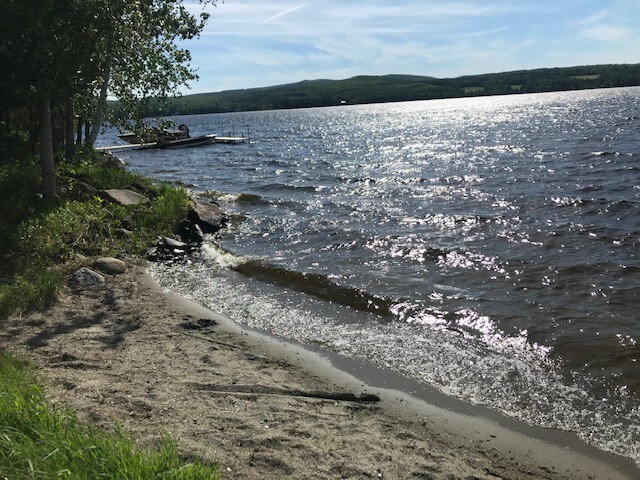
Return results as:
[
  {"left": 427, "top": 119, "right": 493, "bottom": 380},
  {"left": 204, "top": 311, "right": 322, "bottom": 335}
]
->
[{"left": 1, "top": 257, "right": 637, "bottom": 480}]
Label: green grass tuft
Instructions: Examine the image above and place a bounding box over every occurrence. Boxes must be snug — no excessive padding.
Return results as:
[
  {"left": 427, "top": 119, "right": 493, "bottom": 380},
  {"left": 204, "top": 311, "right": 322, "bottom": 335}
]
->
[
  {"left": 0, "top": 270, "right": 63, "bottom": 318},
  {"left": 0, "top": 352, "right": 219, "bottom": 479}
]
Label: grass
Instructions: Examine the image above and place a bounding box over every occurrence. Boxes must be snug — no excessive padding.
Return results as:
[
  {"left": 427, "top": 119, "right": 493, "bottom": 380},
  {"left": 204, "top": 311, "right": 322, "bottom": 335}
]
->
[
  {"left": 0, "top": 152, "right": 190, "bottom": 317},
  {"left": 0, "top": 352, "right": 219, "bottom": 479}
]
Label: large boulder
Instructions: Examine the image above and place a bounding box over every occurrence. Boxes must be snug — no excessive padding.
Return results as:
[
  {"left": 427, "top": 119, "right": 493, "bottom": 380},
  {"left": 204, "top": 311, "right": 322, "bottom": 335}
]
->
[
  {"left": 188, "top": 199, "right": 225, "bottom": 233},
  {"left": 93, "top": 257, "right": 127, "bottom": 275},
  {"left": 70, "top": 267, "right": 105, "bottom": 286},
  {"left": 102, "top": 189, "right": 149, "bottom": 206}
]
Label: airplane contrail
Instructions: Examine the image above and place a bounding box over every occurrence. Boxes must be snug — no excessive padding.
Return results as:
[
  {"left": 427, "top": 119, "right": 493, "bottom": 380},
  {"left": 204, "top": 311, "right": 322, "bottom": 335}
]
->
[{"left": 263, "top": 3, "right": 311, "bottom": 24}]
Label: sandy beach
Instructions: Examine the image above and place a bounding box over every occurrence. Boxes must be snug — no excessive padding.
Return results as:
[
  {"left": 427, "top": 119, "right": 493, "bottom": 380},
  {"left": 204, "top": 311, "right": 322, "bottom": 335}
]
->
[{"left": 2, "top": 257, "right": 637, "bottom": 480}]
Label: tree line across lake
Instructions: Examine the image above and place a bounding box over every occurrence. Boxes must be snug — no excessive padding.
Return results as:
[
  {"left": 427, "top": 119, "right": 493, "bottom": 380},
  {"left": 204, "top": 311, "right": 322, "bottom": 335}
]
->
[{"left": 146, "top": 63, "right": 640, "bottom": 116}]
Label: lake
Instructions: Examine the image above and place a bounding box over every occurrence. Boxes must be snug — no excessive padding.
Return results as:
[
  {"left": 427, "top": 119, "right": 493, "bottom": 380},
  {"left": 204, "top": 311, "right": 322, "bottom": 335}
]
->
[{"left": 100, "top": 86, "right": 640, "bottom": 466}]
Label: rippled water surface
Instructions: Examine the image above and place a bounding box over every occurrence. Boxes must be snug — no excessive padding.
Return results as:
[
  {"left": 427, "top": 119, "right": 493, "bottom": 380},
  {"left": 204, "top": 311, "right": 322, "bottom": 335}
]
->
[{"left": 102, "top": 87, "right": 640, "bottom": 464}]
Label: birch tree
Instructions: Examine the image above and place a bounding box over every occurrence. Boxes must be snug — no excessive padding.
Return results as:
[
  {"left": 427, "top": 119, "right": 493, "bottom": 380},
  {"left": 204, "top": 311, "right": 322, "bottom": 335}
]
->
[
  {"left": 86, "top": 0, "right": 218, "bottom": 146},
  {"left": 0, "top": 0, "right": 218, "bottom": 201}
]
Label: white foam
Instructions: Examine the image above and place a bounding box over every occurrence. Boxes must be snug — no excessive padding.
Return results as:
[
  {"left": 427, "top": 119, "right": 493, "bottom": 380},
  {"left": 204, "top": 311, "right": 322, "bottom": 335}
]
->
[{"left": 200, "top": 243, "right": 247, "bottom": 268}]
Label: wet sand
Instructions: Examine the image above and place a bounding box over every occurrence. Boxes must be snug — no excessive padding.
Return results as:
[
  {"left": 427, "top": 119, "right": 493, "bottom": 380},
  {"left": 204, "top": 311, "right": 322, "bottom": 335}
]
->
[{"left": 2, "top": 258, "right": 637, "bottom": 479}]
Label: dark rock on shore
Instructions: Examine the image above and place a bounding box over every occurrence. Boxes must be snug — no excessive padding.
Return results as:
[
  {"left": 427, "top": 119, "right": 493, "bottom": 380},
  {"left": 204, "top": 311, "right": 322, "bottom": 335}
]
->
[
  {"left": 146, "top": 235, "right": 200, "bottom": 263},
  {"left": 175, "top": 219, "right": 204, "bottom": 244},
  {"left": 188, "top": 199, "right": 225, "bottom": 233}
]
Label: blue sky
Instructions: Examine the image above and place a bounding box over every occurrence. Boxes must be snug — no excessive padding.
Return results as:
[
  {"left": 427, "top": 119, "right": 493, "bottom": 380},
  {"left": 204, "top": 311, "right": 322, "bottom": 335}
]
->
[{"left": 182, "top": 0, "right": 640, "bottom": 94}]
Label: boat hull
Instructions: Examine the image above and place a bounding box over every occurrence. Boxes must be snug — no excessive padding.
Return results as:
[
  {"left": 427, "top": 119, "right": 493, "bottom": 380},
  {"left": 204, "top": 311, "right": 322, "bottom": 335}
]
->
[{"left": 157, "top": 134, "right": 217, "bottom": 149}]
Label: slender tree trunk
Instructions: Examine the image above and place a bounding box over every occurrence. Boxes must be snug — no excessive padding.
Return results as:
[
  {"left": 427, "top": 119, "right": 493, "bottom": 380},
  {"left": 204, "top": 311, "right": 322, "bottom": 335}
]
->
[
  {"left": 39, "top": 97, "right": 57, "bottom": 203},
  {"left": 76, "top": 115, "right": 83, "bottom": 145},
  {"left": 30, "top": 104, "right": 37, "bottom": 157},
  {"left": 52, "top": 106, "right": 64, "bottom": 155},
  {"left": 87, "top": 60, "right": 112, "bottom": 147},
  {"left": 65, "top": 98, "right": 75, "bottom": 160}
]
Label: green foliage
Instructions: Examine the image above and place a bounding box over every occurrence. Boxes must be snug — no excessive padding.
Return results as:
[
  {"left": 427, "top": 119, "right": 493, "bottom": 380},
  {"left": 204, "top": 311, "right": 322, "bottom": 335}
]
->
[
  {"left": 0, "top": 156, "right": 41, "bottom": 226},
  {"left": 0, "top": 154, "right": 190, "bottom": 317},
  {"left": 132, "top": 185, "right": 190, "bottom": 239},
  {"left": 0, "top": 352, "right": 219, "bottom": 479},
  {"left": 97, "top": 0, "right": 219, "bottom": 139},
  {"left": 15, "top": 199, "right": 127, "bottom": 264},
  {"left": 59, "top": 157, "right": 153, "bottom": 191},
  {"left": 147, "top": 63, "right": 640, "bottom": 115},
  {"left": 0, "top": 270, "right": 62, "bottom": 319}
]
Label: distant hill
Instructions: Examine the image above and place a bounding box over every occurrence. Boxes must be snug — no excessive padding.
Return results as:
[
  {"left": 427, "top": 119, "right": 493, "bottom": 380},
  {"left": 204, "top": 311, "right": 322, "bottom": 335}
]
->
[{"left": 146, "top": 64, "right": 640, "bottom": 116}]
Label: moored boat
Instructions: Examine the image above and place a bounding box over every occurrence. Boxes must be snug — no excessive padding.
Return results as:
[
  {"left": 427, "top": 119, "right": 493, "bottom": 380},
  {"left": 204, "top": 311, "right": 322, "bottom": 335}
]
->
[
  {"left": 118, "top": 124, "right": 189, "bottom": 144},
  {"left": 156, "top": 134, "right": 217, "bottom": 149}
]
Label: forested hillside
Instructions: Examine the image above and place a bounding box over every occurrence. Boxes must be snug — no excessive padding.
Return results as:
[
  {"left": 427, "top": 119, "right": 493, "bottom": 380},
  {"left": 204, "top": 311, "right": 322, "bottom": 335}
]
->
[{"left": 148, "top": 63, "right": 640, "bottom": 115}]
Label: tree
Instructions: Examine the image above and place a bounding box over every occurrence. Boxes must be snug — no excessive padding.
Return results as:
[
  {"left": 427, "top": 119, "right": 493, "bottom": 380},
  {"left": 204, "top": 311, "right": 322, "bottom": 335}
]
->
[
  {"left": 0, "top": 0, "right": 218, "bottom": 201},
  {"left": 86, "top": 0, "right": 218, "bottom": 146}
]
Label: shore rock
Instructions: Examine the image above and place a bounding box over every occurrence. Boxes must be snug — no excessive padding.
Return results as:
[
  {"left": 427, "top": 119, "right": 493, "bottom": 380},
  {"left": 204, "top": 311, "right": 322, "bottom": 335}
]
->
[
  {"left": 162, "top": 237, "right": 189, "bottom": 250},
  {"left": 114, "top": 227, "right": 133, "bottom": 238},
  {"left": 70, "top": 267, "right": 105, "bottom": 286},
  {"left": 102, "top": 189, "right": 149, "bottom": 206},
  {"left": 175, "top": 219, "right": 204, "bottom": 244},
  {"left": 147, "top": 235, "right": 200, "bottom": 263},
  {"left": 95, "top": 152, "right": 126, "bottom": 170},
  {"left": 188, "top": 200, "right": 225, "bottom": 233},
  {"left": 93, "top": 257, "right": 127, "bottom": 275}
]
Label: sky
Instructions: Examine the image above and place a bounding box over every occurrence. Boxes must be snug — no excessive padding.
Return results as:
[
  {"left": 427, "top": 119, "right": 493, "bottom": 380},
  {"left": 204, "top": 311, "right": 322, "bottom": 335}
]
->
[{"left": 181, "top": 0, "right": 640, "bottom": 94}]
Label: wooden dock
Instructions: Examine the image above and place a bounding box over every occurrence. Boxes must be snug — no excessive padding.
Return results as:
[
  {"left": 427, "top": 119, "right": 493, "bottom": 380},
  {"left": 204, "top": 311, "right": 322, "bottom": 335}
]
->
[
  {"left": 95, "top": 142, "right": 157, "bottom": 152},
  {"left": 212, "top": 136, "right": 249, "bottom": 144}
]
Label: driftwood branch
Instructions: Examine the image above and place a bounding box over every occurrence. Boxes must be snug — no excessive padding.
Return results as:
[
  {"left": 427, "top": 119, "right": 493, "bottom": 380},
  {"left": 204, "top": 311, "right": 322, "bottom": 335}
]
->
[{"left": 191, "top": 383, "right": 380, "bottom": 403}]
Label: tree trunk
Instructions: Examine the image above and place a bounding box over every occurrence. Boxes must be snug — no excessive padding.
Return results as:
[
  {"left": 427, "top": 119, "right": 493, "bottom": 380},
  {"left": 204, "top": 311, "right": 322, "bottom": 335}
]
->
[
  {"left": 52, "top": 105, "right": 64, "bottom": 155},
  {"left": 87, "top": 60, "right": 112, "bottom": 147},
  {"left": 65, "top": 98, "right": 75, "bottom": 160},
  {"left": 30, "top": 104, "right": 38, "bottom": 157},
  {"left": 39, "top": 97, "right": 57, "bottom": 203},
  {"left": 76, "top": 115, "right": 83, "bottom": 145}
]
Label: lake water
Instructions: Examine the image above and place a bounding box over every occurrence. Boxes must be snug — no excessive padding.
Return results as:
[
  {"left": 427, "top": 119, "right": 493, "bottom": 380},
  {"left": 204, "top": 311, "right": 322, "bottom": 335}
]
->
[{"left": 100, "top": 87, "right": 640, "bottom": 466}]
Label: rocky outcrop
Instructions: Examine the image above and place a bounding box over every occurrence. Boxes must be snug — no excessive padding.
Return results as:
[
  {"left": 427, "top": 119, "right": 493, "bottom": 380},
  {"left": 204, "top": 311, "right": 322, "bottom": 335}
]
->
[
  {"left": 187, "top": 199, "right": 225, "bottom": 233},
  {"left": 146, "top": 236, "right": 200, "bottom": 263},
  {"left": 102, "top": 189, "right": 149, "bottom": 206}
]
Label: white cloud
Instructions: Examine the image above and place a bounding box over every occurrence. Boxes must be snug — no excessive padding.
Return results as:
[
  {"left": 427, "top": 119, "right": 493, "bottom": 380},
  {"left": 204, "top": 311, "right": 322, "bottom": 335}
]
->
[
  {"left": 582, "top": 24, "right": 634, "bottom": 41},
  {"left": 577, "top": 9, "right": 610, "bottom": 26},
  {"left": 180, "top": 0, "right": 640, "bottom": 94}
]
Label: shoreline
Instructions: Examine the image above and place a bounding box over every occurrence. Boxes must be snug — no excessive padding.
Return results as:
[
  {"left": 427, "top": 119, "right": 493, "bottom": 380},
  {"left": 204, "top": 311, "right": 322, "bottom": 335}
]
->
[
  {"left": 160, "top": 270, "right": 640, "bottom": 480},
  {"left": 2, "top": 259, "right": 638, "bottom": 479}
]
